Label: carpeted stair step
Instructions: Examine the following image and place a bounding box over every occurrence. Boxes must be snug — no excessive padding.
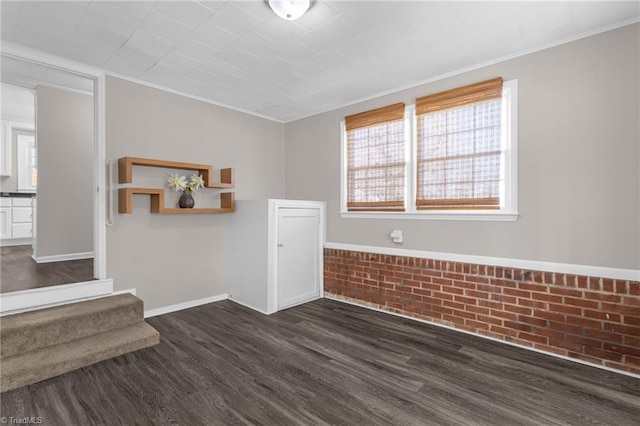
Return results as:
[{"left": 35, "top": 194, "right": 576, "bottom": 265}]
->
[
  {"left": 0, "top": 293, "right": 159, "bottom": 393},
  {"left": 1, "top": 293, "right": 143, "bottom": 358},
  {"left": 1, "top": 321, "right": 159, "bottom": 392}
]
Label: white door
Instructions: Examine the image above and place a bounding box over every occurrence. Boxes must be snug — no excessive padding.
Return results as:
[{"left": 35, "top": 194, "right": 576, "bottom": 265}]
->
[{"left": 277, "top": 208, "right": 321, "bottom": 310}]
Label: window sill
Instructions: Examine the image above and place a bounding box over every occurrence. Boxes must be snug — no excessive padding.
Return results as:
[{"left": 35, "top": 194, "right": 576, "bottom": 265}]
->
[{"left": 339, "top": 211, "right": 519, "bottom": 222}]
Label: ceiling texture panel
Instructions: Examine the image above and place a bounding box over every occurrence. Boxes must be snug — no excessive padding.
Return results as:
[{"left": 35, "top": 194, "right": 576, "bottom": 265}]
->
[{"left": 1, "top": 0, "right": 638, "bottom": 122}]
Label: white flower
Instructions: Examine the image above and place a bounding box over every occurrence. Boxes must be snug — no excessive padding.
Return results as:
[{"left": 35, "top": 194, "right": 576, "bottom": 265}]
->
[
  {"left": 187, "top": 174, "right": 205, "bottom": 193},
  {"left": 166, "top": 173, "right": 187, "bottom": 191}
]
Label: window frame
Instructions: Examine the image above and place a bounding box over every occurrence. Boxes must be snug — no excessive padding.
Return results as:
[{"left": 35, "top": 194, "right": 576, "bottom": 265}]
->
[
  {"left": 17, "top": 132, "right": 37, "bottom": 192},
  {"left": 340, "top": 79, "right": 518, "bottom": 221}
]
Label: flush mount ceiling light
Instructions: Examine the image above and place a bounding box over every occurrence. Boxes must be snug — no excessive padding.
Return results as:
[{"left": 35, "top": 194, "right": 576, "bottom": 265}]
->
[{"left": 268, "top": 0, "right": 311, "bottom": 20}]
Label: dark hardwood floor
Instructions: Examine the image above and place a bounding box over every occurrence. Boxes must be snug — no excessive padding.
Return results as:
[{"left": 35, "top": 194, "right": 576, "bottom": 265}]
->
[
  {"left": 0, "top": 245, "right": 94, "bottom": 293},
  {"left": 2, "top": 298, "right": 639, "bottom": 425}
]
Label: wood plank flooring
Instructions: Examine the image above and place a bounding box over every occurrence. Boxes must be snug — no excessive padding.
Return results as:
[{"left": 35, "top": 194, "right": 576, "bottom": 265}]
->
[
  {"left": 1, "top": 298, "right": 639, "bottom": 425},
  {"left": 0, "top": 245, "right": 94, "bottom": 293}
]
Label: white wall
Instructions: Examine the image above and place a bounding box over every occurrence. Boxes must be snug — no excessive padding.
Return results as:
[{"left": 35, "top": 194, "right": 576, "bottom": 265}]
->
[
  {"left": 1, "top": 83, "right": 34, "bottom": 123},
  {"left": 0, "top": 83, "right": 34, "bottom": 192},
  {"left": 106, "top": 76, "right": 285, "bottom": 311},
  {"left": 36, "top": 85, "right": 94, "bottom": 257},
  {"left": 284, "top": 23, "right": 640, "bottom": 270}
]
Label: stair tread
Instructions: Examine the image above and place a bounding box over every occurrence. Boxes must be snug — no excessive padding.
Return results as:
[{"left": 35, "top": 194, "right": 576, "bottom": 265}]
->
[
  {"left": 1, "top": 294, "right": 144, "bottom": 358},
  {"left": 1, "top": 322, "right": 159, "bottom": 392},
  {"left": 0, "top": 293, "right": 140, "bottom": 330}
]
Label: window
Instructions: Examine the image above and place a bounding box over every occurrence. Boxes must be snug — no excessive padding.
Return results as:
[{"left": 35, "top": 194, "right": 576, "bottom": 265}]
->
[
  {"left": 416, "top": 78, "right": 503, "bottom": 210},
  {"left": 344, "top": 103, "right": 406, "bottom": 212},
  {"left": 17, "top": 133, "right": 37, "bottom": 191},
  {"left": 341, "top": 78, "right": 518, "bottom": 220}
]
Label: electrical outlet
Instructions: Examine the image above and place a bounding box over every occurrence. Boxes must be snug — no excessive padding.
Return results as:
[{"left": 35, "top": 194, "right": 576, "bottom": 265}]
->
[{"left": 390, "top": 230, "right": 403, "bottom": 244}]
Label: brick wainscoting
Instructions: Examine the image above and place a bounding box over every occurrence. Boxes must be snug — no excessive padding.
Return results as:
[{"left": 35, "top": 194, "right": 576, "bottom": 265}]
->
[{"left": 324, "top": 248, "right": 640, "bottom": 376}]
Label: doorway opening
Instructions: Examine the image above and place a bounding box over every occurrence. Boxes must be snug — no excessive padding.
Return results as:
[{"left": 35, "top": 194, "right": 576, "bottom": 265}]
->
[
  {"left": 0, "top": 45, "right": 110, "bottom": 313},
  {"left": 1, "top": 81, "right": 95, "bottom": 293}
]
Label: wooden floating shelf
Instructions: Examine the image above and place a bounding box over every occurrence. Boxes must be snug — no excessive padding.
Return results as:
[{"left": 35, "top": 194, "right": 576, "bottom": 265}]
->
[
  {"left": 118, "top": 157, "right": 234, "bottom": 188},
  {"left": 118, "top": 156, "right": 235, "bottom": 214},
  {"left": 119, "top": 188, "right": 235, "bottom": 214}
]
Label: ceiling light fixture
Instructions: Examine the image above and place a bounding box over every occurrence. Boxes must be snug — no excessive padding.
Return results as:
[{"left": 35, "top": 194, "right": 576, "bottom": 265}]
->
[{"left": 268, "top": 0, "right": 310, "bottom": 21}]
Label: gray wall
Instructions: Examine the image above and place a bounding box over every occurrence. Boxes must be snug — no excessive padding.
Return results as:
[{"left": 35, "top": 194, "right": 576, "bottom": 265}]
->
[
  {"left": 106, "top": 76, "right": 285, "bottom": 311},
  {"left": 284, "top": 24, "right": 640, "bottom": 270},
  {"left": 36, "top": 85, "right": 94, "bottom": 257}
]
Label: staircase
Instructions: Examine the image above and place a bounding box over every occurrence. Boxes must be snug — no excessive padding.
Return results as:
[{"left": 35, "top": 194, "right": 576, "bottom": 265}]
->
[{"left": 0, "top": 293, "right": 159, "bottom": 393}]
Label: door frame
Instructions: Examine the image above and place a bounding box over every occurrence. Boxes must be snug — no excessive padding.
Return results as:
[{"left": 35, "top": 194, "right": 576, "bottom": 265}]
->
[
  {"left": 0, "top": 42, "right": 111, "bottom": 314},
  {"left": 267, "top": 199, "right": 325, "bottom": 314}
]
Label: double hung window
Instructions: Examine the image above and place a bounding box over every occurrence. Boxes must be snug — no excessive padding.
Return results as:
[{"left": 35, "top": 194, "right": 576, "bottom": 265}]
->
[
  {"left": 341, "top": 77, "right": 517, "bottom": 220},
  {"left": 345, "top": 103, "right": 406, "bottom": 212}
]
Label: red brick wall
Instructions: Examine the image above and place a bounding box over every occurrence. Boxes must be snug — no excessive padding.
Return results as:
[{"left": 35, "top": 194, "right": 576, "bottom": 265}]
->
[{"left": 324, "top": 248, "right": 640, "bottom": 375}]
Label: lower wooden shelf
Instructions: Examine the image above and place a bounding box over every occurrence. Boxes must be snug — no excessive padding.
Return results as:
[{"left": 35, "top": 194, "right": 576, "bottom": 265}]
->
[{"left": 119, "top": 188, "right": 235, "bottom": 214}]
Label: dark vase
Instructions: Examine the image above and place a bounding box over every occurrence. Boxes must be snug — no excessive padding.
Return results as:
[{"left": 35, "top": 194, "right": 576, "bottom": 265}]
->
[{"left": 178, "top": 191, "right": 195, "bottom": 208}]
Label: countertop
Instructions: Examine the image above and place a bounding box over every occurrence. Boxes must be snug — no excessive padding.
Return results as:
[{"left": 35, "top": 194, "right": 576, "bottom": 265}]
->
[{"left": 0, "top": 192, "right": 36, "bottom": 198}]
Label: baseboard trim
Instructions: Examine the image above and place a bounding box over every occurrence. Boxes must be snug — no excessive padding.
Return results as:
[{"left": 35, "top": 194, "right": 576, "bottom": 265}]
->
[
  {"left": 0, "top": 279, "right": 113, "bottom": 315},
  {"left": 228, "top": 297, "right": 271, "bottom": 315},
  {"left": 144, "top": 293, "right": 228, "bottom": 318},
  {"left": 32, "top": 251, "right": 94, "bottom": 264},
  {"left": 325, "top": 293, "right": 640, "bottom": 380},
  {"left": 0, "top": 238, "right": 32, "bottom": 247},
  {"left": 324, "top": 242, "right": 640, "bottom": 281}
]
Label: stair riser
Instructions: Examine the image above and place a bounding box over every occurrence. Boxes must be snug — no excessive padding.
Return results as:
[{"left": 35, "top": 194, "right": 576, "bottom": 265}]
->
[
  {"left": 1, "top": 298, "right": 143, "bottom": 358},
  {"left": 1, "top": 324, "right": 159, "bottom": 393}
]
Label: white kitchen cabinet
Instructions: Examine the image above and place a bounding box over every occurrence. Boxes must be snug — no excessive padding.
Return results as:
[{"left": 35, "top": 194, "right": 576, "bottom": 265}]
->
[
  {"left": 228, "top": 199, "right": 325, "bottom": 314},
  {"left": 12, "top": 206, "right": 32, "bottom": 223},
  {"left": 11, "top": 223, "right": 32, "bottom": 239},
  {"left": 12, "top": 198, "right": 33, "bottom": 207},
  {"left": 0, "top": 196, "right": 34, "bottom": 244},
  {"left": 0, "top": 206, "right": 11, "bottom": 239}
]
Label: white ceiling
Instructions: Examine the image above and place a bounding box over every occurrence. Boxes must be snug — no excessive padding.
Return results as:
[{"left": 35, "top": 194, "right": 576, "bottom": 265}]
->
[
  {"left": 1, "top": 1, "right": 639, "bottom": 122},
  {"left": 1, "top": 55, "right": 95, "bottom": 93}
]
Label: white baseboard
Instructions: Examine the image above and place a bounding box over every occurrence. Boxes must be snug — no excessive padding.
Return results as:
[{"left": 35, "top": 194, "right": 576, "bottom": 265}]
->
[
  {"left": 324, "top": 242, "right": 640, "bottom": 281},
  {"left": 144, "top": 293, "right": 228, "bottom": 318},
  {"left": 0, "top": 238, "right": 32, "bottom": 247},
  {"left": 0, "top": 279, "right": 113, "bottom": 315},
  {"left": 325, "top": 293, "right": 640, "bottom": 380},
  {"left": 32, "top": 251, "right": 94, "bottom": 264},
  {"left": 228, "top": 297, "right": 272, "bottom": 315}
]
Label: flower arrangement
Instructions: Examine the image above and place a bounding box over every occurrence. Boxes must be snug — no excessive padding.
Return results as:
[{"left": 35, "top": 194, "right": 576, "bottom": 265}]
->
[{"left": 167, "top": 173, "right": 205, "bottom": 194}]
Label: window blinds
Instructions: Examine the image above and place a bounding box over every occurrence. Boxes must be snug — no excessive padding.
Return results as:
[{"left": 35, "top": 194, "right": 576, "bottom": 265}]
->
[
  {"left": 415, "top": 78, "right": 503, "bottom": 210},
  {"left": 345, "top": 103, "right": 406, "bottom": 211}
]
